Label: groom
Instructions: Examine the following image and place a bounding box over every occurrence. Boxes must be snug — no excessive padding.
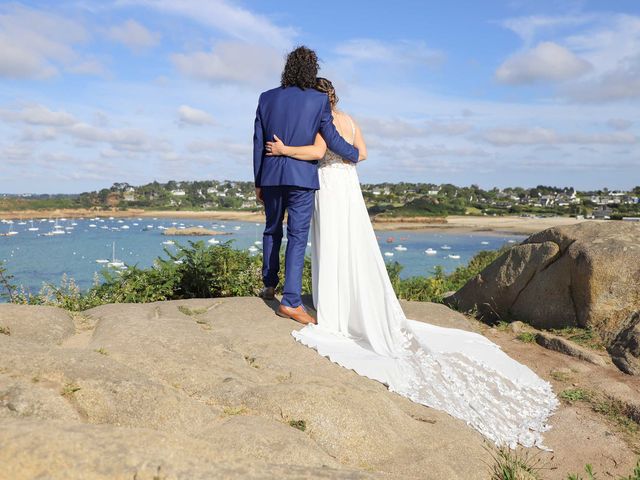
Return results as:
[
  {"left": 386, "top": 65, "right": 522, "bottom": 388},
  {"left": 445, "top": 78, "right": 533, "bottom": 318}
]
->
[{"left": 253, "top": 46, "right": 359, "bottom": 324}]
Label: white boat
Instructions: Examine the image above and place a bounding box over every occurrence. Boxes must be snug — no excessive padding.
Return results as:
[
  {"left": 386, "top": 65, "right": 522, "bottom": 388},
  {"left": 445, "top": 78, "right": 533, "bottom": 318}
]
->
[
  {"left": 88, "top": 224, "right": 97, "bottom": 228},
  {"left": 121, "top": 225, "right": 130, "bottom": 230},
  {"left": 384, "top": 252, "right": 394, "bottom": 257},
  {"left": 481, "top": 241, "right": 489, "bottom": 245},
  {"left": 162, "top": 240, "right": 175, "bottom": 245},
  {"left": 394, "top": 244, "right": 407, "bottom": 251},
  {"left": 95, "top": 259, "right": 109, "bottom": 264},
  {"left": 441, "top": 245, "right": 452, "bottom": 250},
  {"left": 425, "top": 248, "right": 437, "bottom": 255},
  {"left": 248, "top": 245, "right": 259, "bottom": 253},
  {"left": 507, "top": 239, "right": 516, "bottom": 243},
  {"left": 234, "top": 226, "right": 241, "bottom": 230},
  {"left": 254, "top": 241, "right": 262, "bottom": 245},
  {"left": 107, "top": 242, "right": 126, "bottom": 269},
  {"left": 207, "top": 238, "right": 220, "bottom": 245},
  {"left": 448, "top": 254, "right": 461, "bottom": 260},
  {"left": 50, "top": 220, "right": 65, "bottom": 235},
  {"left": 28, "top": 219, "right": 39, "bottom": 232}
]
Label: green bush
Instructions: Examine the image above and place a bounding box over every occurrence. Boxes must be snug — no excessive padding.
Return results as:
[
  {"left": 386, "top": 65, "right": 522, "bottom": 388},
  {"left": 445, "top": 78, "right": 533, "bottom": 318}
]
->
[{"left": 1, "top": 242, "right": 508, "bottom": 310}]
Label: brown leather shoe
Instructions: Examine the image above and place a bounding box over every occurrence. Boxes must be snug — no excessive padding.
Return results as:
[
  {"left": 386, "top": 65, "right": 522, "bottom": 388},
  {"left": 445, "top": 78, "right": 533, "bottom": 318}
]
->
[
  {"left": 259, "top": 286, "right": 275, "bottom": 300},
  {"left": 276, "top": 304, "right": 317, "bottom": 325}
]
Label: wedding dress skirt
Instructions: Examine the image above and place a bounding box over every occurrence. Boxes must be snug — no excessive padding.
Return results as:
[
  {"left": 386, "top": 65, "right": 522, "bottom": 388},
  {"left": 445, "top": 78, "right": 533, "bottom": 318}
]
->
[{"left": 291, "top": 150, "right": 559, "bottom": 450}]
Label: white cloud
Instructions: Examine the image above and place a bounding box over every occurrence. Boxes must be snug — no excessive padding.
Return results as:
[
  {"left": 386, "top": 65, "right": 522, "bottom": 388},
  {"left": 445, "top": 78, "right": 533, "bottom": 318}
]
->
[
  {"left": 107, "top": 19, "right": 160, "bottom": 51},
  {"left": 171, "top": 41, "right": 282, "bottom": 86},
  {"left": 496, "top": 42, "right": 592, "bottom": 85},
  {"left": 66, "top": 122, "right": 169, "bottom": 152},
  {"left": 606, "top": 118, "right": 633, "bottom": 131},
  {"left": 178, "top": 105, "right": 215, "bottom": 126},
  {"left": 482, "top": 126, "right": 637, "bottom": 146},
  {"left": 358, "top": 117, "right": 472, "bottom": 140},
  {"left": 335, "top": 39, "right": 444, "bottom": 68},
  {"left": 501, "top": 14, "right": 593, "bottom": 45},
  {"left": 1, "top": 104, "right": 77, "bottom": 126},
  {"left": 117, "top": 0, "right": 295, "bottom": 50},
  {"left": 0, "top": 4, "right": 98, "bottom": 79},
  {"left": 187, "top": 139, "right": 250, "bottom": 158},
  {"left": 20, "top": 127, "right": 58, "bottom": 142},
  {"left": 564, "top": 54, "right": 640, "bottom": 102}
]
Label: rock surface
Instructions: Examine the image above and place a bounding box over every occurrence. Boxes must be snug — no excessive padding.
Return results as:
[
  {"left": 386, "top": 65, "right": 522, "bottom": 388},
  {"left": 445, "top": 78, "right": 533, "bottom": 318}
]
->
[
  {"left": 447, "top": 222, "right": 640, "bottom": 367},
  {"left": 609, "top": 311, "right": 640, "bottom": 375},
  {"left": 534, "top": 331, "right": 609, "bottom": 367},
  {"left": 0, "top": 297, "right": 638, "bottom": 479}
]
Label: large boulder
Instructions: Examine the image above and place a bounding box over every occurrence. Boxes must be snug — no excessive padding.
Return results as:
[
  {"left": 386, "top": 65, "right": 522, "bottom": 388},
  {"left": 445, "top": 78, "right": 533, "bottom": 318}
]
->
[{"left": 447, "top": 221, "right": 640, "bottom": 346}]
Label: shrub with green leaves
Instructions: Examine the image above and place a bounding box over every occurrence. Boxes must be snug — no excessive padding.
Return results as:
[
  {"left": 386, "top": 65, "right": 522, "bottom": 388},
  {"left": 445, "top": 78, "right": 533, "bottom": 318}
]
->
[{"left": 0, "top": 242, "right": 508, "bottom": 310}]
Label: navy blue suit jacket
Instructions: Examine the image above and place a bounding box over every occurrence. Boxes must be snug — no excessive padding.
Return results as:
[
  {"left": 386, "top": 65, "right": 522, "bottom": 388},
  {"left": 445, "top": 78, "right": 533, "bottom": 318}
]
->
[{"left": 253, "top": 86, "right": 359, "bottom": 190}]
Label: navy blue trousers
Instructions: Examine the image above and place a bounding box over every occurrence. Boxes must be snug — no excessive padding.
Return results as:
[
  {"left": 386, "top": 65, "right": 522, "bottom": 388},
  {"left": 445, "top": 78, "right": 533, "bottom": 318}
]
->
[{"left": 261, "top": 186, "right": 315, "bottom": 307}]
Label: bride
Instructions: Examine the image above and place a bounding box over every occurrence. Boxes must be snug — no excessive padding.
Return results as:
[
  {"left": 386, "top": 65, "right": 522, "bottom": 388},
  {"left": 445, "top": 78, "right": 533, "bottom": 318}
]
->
[{"left": 264, "top": 77, "right": 559, "bottom": 450}]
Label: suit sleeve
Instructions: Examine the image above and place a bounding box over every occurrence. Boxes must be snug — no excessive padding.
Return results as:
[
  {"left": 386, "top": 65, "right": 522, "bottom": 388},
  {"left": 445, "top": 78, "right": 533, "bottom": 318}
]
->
[
  {"left": 318, "top": 96, "right": 359, "bottom": 163},
  {"left": 252, "top": 97, "right": 264, "bottom": 187}
]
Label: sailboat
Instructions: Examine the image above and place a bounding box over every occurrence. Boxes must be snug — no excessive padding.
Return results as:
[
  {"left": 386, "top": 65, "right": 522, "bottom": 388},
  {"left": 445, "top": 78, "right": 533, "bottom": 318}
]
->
[
  {"left": 28, "top": 220, "right": 39, "bottom": 232},
  {"left": 106, "top": 242, "right": 126, "bottom": 269}
]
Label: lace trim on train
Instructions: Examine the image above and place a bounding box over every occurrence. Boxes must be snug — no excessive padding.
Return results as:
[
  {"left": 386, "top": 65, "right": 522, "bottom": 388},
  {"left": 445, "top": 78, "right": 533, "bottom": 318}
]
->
[{"left": 386, "top": 291, "right": 559, "bottom": 450}]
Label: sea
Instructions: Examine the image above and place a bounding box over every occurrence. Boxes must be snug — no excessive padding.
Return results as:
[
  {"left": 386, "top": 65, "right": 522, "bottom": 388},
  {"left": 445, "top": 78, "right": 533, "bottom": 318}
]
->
[{"left": 0, "top": 216, "right": 524, "bottom": 297}]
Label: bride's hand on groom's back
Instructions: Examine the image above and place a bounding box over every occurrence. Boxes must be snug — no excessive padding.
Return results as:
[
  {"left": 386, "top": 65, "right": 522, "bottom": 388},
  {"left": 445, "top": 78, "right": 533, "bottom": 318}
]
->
[{"left": 265, "top": 134, "right": 287, "bottom": 156}]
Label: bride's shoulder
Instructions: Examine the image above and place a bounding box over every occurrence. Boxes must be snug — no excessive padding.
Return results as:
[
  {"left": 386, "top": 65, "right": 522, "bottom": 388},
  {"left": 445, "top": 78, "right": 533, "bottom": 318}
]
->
[{"left": 334, "top": 110, "right": 356, "bottom": 124}]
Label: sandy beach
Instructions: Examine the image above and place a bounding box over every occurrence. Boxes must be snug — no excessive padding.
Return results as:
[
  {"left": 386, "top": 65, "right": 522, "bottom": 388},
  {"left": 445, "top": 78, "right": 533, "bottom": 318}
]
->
[
  {"left": 0, "top": 208, "right": 603, "bottom": 235},
  {"left": 371, "top": 214, "right": 602, "bottom": 235},
  {"left": 0, "top": 208, "right": 265, "bottom": 223}
]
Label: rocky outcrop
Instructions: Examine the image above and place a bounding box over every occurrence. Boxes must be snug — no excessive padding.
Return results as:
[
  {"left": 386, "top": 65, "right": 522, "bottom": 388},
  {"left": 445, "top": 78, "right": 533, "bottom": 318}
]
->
[
  {"left": 1, "top": 298, "right": 638, "bottom": 478},
  {"left": 608, "top": 311, "right": 640, "bottom": 375},
  {"left": 0, "top": 299, "right": 492, "bottom": 479},
  {"left": 447, "top": 222, "right": 640, "bottom": 352},
  {"left": 534, "top": 331, "right": 609, "bottom": 367}
]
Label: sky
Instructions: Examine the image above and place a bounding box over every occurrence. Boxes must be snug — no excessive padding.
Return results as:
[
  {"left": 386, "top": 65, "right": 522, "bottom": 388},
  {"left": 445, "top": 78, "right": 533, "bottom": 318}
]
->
[{"left": 0, "top": 0, "right": 639, "bottom": 194}]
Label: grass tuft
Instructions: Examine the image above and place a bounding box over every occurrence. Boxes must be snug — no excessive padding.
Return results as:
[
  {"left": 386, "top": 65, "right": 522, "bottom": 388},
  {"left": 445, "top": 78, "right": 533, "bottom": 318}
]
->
[
  {"left": 223, "top": 405, "right": 248, "bottom": 416},
  {"left": 516, "top": 332, "right": 537, "bottom": 343},
  {"left": 60, "top": 382, "right": 81, "bottom": 397},
  {"left": 288, "top": 419, "right": 307, "bottom": 432},
  {"left": 485, "top": 444, "right": 546, "bottom": 480}
]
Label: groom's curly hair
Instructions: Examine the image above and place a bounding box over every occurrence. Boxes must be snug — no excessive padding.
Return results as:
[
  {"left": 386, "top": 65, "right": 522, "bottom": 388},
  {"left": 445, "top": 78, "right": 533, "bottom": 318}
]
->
[{"left": 281, "top": 46, "right": 319, "bottom": 89}]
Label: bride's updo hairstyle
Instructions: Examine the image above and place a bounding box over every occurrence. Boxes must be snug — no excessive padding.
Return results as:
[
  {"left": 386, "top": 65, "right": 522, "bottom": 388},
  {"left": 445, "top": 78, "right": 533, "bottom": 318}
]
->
[{"left": 316, "top": 77, "right": 338, "bottom": 108}]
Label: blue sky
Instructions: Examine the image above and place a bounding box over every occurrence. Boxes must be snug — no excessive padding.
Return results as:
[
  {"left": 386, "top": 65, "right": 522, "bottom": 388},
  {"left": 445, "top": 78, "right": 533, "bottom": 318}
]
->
[{"left": 0, "top": 0, "right": 639, "bottom": 193}]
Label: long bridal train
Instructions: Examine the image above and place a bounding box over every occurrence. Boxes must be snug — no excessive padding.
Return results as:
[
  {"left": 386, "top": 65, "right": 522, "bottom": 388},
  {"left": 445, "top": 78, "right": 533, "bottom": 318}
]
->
[
  {"left": 293, "top": 318, "right": 559, "bottom": 450},
  {"left": 291, "top": 135, "right": 559, "bottom": 450}
]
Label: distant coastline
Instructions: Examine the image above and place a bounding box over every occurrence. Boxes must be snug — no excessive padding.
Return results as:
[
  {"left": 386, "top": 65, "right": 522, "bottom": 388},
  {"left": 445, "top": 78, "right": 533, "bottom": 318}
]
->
[{"left": 0, "top": 207, "right": 604, "bottom": 235}]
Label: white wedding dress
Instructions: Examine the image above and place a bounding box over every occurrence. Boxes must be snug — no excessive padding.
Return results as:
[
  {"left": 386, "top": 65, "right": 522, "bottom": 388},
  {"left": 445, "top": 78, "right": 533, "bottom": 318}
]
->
[{"left": 291, "top": 116, "right": 559, "bottom": 450}]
